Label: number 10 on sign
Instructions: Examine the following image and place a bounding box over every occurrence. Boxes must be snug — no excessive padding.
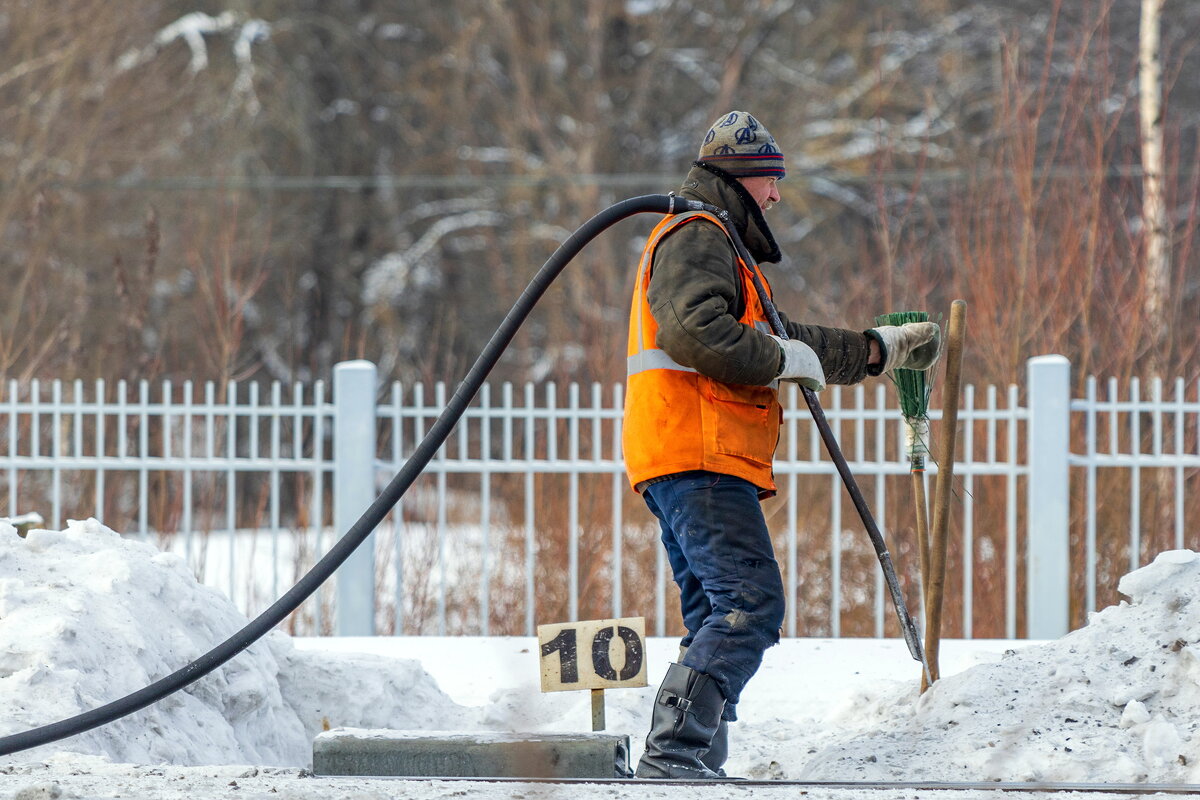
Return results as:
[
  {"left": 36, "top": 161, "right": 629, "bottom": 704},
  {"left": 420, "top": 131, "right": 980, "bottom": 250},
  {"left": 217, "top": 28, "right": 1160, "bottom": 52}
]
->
[
  {"left": 538, "top": 617, "right": 647, "bottom": 691},
  {"left": 537, "top": 617, "right": 648, "bottom": 731}
]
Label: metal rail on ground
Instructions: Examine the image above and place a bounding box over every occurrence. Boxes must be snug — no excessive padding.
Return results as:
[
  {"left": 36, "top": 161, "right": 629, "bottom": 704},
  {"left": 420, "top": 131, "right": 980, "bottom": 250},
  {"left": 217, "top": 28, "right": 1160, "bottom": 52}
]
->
[{"left": 340, "top": 776, "right": 1200, "bottom": 794}]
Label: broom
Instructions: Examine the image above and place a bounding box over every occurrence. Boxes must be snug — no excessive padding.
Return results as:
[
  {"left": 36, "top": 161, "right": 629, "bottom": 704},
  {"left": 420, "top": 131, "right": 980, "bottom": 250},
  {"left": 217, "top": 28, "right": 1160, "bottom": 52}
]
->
[{"left": 874, "top": 311, "right": 936, "bottom": 625}]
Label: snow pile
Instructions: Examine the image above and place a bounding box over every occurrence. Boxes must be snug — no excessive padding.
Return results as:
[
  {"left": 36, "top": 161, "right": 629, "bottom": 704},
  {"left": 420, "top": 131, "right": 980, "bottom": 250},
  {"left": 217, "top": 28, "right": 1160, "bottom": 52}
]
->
[
  {"left": 0, "top": 518, "right": 468, "bottom": 766},
  {"left": 799, "top": 549, "right": 1200, "bottom": 783}
]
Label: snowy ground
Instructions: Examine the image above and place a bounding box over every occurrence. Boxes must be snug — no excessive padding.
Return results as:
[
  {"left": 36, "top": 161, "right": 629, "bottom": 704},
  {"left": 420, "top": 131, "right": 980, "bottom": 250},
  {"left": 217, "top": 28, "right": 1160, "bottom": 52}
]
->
[{"left": 3, "top": 519, "right": 1200, "bottom": 799}]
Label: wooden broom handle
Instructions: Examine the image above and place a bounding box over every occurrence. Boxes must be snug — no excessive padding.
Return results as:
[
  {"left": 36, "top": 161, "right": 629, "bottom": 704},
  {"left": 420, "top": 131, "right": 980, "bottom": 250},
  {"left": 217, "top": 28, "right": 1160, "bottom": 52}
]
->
[{"left": 922, "top": 299, "right": 967, "bottom": 691}]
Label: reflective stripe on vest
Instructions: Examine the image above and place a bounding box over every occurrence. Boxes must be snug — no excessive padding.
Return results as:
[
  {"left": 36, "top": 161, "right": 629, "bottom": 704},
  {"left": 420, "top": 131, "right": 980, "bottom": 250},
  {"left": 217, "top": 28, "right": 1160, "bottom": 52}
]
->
[
  {"left": 627, "top": 323, "right": 775, "bottom": 377},
  {"left": 627, "top": 349, "right": 697, "bottom": 377}
]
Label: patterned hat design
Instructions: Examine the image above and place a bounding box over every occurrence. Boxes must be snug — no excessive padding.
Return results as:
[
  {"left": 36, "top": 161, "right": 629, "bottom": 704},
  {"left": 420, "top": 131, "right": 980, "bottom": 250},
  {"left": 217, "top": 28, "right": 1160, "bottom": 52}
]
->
[{"left": 697, "top": 111, "right": 785, "bottom": 179}]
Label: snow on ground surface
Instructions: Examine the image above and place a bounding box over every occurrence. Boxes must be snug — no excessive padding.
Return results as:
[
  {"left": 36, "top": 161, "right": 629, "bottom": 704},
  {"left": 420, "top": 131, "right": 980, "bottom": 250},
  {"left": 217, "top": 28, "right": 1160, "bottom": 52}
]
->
[{"left": 2, "top": 518, "right": 1200, "bottom": 799}]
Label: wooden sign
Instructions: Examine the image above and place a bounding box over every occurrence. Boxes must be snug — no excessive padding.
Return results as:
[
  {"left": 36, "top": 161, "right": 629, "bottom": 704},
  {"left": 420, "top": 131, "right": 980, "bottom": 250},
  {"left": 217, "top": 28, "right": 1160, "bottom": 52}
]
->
[{"left": 537, "top": 617, "right": 648, "bottom": 693}]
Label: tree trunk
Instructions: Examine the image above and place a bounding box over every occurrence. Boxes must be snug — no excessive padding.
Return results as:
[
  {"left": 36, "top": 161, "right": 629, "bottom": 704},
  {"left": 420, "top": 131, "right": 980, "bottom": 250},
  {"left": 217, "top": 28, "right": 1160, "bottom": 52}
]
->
[{"left": 1139, "top": 0, "right": 1169, "bottom": 377}]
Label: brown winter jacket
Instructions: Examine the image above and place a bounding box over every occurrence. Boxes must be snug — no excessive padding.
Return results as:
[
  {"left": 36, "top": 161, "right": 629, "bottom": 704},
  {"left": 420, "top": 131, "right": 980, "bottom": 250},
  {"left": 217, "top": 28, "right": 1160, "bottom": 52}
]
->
[{"left": 648, "top": 163, "right": 874, "bottom": 387}]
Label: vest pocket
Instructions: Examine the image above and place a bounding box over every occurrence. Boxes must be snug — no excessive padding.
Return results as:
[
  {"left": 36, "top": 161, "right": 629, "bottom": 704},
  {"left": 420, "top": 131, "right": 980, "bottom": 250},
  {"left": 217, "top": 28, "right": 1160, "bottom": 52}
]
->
[{"left": 700, "top": 380, "right": 781, "bottom": 465}]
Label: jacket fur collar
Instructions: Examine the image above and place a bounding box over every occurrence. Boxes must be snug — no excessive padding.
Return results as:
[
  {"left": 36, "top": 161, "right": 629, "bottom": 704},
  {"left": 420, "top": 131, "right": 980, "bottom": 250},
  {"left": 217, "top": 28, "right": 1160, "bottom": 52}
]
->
[{"left": 678, "top": 161, "right": 783, "bottom": 264}]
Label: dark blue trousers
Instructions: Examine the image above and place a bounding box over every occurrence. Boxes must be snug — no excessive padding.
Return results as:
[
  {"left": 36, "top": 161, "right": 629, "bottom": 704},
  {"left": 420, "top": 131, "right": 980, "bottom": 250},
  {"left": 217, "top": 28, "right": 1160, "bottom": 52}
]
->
[{"left": 642, "top": 471, "right": 786, "bottom": 721}]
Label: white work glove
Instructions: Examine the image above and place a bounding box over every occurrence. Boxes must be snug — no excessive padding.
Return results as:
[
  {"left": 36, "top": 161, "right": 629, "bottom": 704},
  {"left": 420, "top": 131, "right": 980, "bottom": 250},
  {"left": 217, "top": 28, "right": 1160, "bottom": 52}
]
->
[
  {"left": 867, "top": 322, "right": 941, "bottom": 373},
  {"left": 768, "top": 334, "right": 826, "bottom": 391}
]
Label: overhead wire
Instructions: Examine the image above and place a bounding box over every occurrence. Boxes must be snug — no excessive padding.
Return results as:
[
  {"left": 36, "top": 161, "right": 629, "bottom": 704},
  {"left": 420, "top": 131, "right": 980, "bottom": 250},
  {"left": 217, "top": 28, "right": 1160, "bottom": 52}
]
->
[{"left": 20, "top": 164, "right": 1184, "bottom": 194}]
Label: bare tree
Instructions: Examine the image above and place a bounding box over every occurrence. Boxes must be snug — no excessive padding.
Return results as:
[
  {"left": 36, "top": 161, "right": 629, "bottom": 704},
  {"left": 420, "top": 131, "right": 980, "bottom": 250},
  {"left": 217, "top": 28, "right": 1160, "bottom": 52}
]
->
[{"left": 1139, "top": 0, "right": 1170, "bottom": 376}]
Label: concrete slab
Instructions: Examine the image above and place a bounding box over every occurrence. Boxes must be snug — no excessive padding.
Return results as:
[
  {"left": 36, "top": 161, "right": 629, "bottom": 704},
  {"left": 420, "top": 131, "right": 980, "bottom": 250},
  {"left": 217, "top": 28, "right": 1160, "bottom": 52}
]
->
[{"left": 313, "top": 729, "right": 631, "bottom": 778}]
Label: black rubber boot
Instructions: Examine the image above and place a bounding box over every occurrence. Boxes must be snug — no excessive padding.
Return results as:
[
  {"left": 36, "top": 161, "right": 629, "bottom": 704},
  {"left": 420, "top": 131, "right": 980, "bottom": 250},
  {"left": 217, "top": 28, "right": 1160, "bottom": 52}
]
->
[
  {"left": 701, "top": 718, "right": 729, "bottom": 776},
  {"left": 634, "top": 663, "right": 726, "bottom": 779},
  {"left": 675, "top": 646, "right": 732, "bottom": 778}
]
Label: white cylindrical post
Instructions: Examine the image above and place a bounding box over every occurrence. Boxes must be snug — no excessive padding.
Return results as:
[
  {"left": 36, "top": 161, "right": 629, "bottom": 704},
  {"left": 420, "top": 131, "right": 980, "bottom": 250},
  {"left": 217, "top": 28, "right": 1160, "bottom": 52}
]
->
[
  {"left": 1026, "top": 355, "right": 1071, "bottom": 639},
  {"left": 334, "top": 360, "right": 378, "bottom": 636}
]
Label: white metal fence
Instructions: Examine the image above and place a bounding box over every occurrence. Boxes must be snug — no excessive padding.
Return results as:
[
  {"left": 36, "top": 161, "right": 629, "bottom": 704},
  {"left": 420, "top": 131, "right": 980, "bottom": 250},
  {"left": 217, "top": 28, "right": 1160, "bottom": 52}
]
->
[
  {"left": 2, "top": 357, "right": 1197, "bottom": 639},
  {"left": 1074, "top": 370, "right": 1200, "bottom": 613},
  {"left": 2, "top": 374, "right": 336, "bottom": 630}
]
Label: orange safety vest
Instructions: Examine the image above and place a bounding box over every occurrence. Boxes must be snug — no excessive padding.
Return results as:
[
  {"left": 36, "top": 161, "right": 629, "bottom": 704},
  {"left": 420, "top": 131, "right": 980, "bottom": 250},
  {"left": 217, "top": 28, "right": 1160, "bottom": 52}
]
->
[{"left": 623, "top": 211, "right": 782, "bottom": 496}]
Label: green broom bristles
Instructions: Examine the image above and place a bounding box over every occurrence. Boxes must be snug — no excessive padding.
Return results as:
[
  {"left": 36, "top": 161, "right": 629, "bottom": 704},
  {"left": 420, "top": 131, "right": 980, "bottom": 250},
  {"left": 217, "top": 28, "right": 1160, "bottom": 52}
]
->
[{"left": 875, "top": 310, "right": 934, "bottom": 470}]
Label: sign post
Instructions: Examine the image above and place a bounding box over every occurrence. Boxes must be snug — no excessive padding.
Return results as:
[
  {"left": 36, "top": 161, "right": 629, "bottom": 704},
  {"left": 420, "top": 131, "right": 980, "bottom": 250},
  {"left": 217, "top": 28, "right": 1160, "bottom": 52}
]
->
[{"left": 591, "top": 689, "right": 605, "bottom": 731}]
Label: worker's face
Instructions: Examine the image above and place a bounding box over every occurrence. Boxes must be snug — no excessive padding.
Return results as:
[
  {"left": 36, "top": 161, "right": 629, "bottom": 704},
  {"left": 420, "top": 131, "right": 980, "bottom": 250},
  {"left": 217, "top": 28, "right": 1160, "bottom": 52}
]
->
[{"left": 739, "top": 176, "right": 780, "bottom": 212}]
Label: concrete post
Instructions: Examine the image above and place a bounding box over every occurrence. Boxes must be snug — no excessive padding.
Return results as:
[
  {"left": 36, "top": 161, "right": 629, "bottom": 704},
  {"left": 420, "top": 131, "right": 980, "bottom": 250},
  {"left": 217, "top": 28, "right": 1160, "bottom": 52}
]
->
[
  {"left": 334, "top": 360, "right": 378, "bottom": 636},
  {"left": 1026, "top": 355, "right": 1071, "bottom": 638}
]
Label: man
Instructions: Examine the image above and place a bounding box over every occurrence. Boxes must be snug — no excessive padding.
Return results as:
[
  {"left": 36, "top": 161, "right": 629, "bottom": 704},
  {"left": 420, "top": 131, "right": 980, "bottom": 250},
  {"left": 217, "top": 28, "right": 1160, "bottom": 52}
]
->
[{"left": 623, "top": 110, "right": 938, "bottom": 779}]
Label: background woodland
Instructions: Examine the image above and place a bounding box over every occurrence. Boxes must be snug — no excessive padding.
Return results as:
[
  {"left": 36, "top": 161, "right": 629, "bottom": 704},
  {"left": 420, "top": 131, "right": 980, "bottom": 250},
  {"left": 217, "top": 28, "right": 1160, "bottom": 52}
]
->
[
  {"left": 5, "top": 0, "right": 1198, "bottom": 390},
  {"left": 2, "top": 0, "right": 1199, "bottom": 636}
]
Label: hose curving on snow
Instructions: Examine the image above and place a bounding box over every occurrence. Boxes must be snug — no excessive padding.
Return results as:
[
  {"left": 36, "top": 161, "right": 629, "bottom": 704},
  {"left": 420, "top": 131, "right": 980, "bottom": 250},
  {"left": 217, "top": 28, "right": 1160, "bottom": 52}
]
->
[{"left": 0, "top": 193, "right": 689, "bottom": 757}]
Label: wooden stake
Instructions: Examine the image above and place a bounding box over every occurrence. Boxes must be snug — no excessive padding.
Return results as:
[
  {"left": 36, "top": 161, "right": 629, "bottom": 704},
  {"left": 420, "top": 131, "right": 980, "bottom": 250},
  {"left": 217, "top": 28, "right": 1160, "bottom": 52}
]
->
[{"left": 922, "top": 300, "right": 967, "bottom": 693}]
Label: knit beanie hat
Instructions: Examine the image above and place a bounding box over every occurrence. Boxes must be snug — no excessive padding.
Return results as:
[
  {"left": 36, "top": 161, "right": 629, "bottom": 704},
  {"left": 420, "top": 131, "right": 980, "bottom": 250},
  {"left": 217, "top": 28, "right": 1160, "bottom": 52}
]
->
[{"left": 697, "top": 111, "right": 785, "bottom": 179}]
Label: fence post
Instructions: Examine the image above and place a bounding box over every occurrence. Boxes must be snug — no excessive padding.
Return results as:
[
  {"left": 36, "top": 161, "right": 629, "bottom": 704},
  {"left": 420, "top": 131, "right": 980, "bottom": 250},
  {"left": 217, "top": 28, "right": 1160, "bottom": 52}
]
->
[
  {"left": 1026, "top": 354, "right": 1071, "bottom": 639},
  {"left": 334, "top": 360, "right": 378, "bottom": 636}
]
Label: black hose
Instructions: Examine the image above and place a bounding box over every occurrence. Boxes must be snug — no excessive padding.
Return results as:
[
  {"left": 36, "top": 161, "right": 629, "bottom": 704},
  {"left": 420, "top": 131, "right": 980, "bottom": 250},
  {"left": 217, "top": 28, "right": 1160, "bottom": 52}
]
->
[{"left": 0, "top": 193, "right": 689, "bottom": 758}]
